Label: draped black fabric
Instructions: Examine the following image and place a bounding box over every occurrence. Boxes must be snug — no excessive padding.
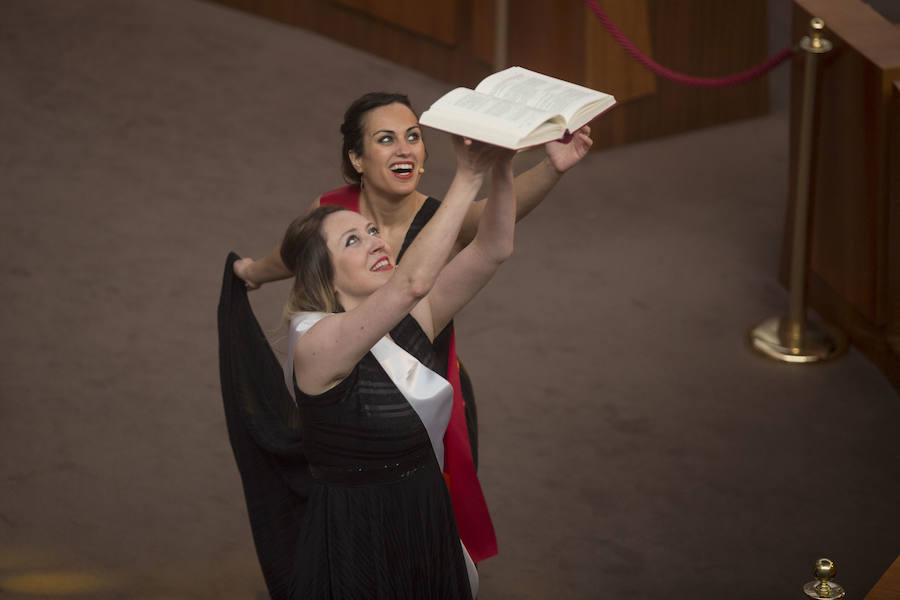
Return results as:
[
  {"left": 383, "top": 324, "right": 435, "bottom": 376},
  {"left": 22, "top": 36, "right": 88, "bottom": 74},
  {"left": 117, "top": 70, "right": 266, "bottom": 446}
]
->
[{"left": 218, "top": 252, "right": 312, "bottom": 600}]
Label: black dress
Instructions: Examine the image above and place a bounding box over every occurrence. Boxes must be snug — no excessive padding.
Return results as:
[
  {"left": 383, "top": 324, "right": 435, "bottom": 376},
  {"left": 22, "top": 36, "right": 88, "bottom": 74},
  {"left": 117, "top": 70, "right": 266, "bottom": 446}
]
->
[
  {"left": 217, "top": 253, "right": 473, "bottom": 600},
  {"left": 290, "top": 315, "right": 472, "bottom": 599}
]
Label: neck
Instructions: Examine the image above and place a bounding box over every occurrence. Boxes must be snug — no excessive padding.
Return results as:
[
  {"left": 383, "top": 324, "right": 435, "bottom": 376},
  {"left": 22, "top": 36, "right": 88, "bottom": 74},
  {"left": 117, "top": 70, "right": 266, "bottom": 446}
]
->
[
  {"left": 358, "top": 186, "right": 426, "bottom": 230},
  {"left": 337, "top": 293, "right": 366, "bottom": 313}
]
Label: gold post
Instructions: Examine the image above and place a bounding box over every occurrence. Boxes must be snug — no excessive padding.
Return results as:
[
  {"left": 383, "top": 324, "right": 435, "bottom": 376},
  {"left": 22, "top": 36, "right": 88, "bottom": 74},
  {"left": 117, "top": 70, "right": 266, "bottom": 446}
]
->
[
  {"left": 803, "top": 558, "right": 846, "bottom": 599},
  {"left": 749, "top": 18, "right": 847, "bottom": 363}
]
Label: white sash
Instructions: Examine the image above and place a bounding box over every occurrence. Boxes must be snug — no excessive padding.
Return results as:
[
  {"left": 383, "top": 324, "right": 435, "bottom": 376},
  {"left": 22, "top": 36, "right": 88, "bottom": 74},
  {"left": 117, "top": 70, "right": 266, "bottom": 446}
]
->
[{"left": 285, "top": 312, "right": 453, "bottom": 470}]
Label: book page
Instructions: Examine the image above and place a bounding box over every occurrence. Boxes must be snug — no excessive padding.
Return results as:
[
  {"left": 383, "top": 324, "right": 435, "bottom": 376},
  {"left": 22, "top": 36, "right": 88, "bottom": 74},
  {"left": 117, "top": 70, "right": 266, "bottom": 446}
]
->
[
  {"left": 475, "top": 66, "right": 611, "bottom": 125},
  {"left": 422, "top": 88, "right": 563, "bottom": 137}
]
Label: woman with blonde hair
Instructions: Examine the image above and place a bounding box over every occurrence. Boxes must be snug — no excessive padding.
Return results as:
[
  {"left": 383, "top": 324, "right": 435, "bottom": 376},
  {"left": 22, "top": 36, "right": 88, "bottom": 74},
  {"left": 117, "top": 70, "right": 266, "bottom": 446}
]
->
[{"left": 268, "top": 135, "right": 512, "bottom": 598}]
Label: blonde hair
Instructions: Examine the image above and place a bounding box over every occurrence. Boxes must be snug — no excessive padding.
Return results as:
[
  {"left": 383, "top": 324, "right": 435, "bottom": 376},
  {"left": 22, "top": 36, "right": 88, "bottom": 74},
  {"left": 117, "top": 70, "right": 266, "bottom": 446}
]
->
[{"left": 280, "top": 205, "right": 346, "bottom": 320}]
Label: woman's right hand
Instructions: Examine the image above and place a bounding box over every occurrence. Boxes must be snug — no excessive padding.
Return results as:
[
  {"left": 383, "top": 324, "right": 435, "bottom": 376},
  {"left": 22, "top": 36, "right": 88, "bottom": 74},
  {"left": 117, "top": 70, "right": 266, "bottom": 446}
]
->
[{"left": 233, "top": 257, "right": 261, "bottom": 290}]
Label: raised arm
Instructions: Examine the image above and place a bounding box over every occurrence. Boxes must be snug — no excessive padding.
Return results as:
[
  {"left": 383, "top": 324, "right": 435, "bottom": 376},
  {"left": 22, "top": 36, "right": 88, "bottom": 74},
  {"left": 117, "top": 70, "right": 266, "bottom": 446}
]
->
[
  {"left": 233, "top": 197, "right": 323, "bottom": 289},
  {"left": 294, "top": 139, "right": 502, "bottom": 395},
  {"left": 455, "top": 124, "right": 592, "bottom": 248},
  {"left": 419, "top": 148, "right": 516, "bottom": 338}
]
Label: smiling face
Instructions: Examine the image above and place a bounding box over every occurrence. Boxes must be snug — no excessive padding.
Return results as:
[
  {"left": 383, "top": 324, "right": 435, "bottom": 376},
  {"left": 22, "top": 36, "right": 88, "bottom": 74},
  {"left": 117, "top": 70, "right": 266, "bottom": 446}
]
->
[
  {"left": 323, "top": 209, "right": 395, "bottom": 311},
  {"left": 349, "top": 102, "right": 425, "bottom": 199}
]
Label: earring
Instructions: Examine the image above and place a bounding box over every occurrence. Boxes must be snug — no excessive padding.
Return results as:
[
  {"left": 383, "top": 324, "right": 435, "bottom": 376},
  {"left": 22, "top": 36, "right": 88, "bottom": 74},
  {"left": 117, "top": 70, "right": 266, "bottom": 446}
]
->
[{"left": 418, "top": 167, "right": 425, "bottom": 174}]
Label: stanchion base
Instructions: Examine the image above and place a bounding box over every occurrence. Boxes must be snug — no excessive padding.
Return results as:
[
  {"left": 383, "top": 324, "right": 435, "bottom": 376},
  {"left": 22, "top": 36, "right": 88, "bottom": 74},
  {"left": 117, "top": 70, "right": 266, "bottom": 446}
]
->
[{"left": 749, "top": 316, "right": 848, "bottom": 363}]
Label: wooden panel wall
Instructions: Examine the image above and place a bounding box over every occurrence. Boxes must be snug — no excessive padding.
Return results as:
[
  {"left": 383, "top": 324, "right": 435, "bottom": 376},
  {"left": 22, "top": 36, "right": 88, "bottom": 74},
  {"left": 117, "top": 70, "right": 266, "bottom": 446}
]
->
[
  {"left": 471, "top": 1, "right": 496, "bottom": 67},
  {"left": 208, "top": 0, "right": 494, "bottom": 89},
  {"left": 584, "top": 0, "right": 657, "bottom": 104},
  {"left": 781, "top": 0, "right": 900, "bottom": 389},
  {"left": 866, "top": 554, "right": 900, "bottom": 600},
  {"left": 504, "top": 0, "right": 770, "bottom": 150},
  {"left": 889, "top": 81, "right": 900, "bottom": 375},
  {"left": 333, "top": 0, "right": 459, "bottom": 45},
  {"left": 204, "top": 0, "right": 771, "bottom": 149}
]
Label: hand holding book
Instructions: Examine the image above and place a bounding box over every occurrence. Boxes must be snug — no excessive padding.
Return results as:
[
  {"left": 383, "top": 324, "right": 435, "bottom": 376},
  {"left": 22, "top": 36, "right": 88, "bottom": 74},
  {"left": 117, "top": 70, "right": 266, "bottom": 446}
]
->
[
  {"left": 452, "top": 136, "right": 516, "bottom": 178},
  {"left": 419, "top": 67, "right": 616, "bottom": 150},
  {"left": 546, "top": 125, "right": 593, "bottom": 173}
]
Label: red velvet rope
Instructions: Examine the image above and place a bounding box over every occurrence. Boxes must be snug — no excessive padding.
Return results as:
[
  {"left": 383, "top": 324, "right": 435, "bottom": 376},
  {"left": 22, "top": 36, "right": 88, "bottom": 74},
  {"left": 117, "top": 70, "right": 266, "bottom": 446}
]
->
[{"left": 584, "top": 0, "right": 796, "bottom": 88}]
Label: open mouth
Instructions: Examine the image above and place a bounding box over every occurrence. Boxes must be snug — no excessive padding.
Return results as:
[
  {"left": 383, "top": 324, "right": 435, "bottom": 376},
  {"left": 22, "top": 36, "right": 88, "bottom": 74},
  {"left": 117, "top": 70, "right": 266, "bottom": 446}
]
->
[
  {"left": 389, "top": 162, "right": 414, "bottom": 177},
  {"left": 371, "top": 257, "right": 393, "bottom": 272}
]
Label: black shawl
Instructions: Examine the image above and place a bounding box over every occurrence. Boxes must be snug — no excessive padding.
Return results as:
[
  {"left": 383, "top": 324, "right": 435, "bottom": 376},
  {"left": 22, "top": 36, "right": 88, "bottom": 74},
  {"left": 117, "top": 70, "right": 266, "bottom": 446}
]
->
[{"left": 217, "top": 252, "right": 311, "bottom": 600}]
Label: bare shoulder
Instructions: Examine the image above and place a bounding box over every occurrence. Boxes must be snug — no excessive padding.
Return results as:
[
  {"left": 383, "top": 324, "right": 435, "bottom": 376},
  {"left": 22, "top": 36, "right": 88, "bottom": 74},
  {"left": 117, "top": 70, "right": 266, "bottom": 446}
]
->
[
  {"left": 294, "top": 311, "right": 338, "bottom": 350},
  {"left": 293, "top": 313, "right": 353, "bottom": 394}
]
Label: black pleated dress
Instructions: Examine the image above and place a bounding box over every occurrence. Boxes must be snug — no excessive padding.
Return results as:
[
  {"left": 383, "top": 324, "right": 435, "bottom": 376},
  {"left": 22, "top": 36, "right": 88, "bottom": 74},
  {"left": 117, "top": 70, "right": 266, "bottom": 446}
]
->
[
  {"left": 218, "top": 253, "right": 472, "bottom": 600},
  {"left": 290, "top": 314, "right": 472, "bottom": 599}
]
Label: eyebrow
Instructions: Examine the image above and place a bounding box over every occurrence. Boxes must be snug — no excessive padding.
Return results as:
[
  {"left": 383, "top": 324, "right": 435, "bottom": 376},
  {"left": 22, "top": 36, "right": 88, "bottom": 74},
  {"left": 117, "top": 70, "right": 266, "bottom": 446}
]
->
[
  {"left": 340, "top": 222, "right": 376, "bottom": 240},
  {"left": 371, "top": 125, "right": 421, "bottom": 137}
]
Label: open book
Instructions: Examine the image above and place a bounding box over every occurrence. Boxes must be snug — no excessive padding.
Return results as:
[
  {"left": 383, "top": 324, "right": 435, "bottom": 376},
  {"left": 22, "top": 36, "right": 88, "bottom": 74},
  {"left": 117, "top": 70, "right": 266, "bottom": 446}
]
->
[{"left": 418, "top": 66, "right": 616, "bottom": 150}]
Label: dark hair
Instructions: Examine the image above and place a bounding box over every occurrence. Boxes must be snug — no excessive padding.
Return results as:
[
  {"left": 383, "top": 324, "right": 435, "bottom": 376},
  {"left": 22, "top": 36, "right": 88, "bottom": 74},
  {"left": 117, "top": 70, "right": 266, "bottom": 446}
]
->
[
  {"left": 281, "top": 205, "right": 347, "bottom": 315},
  {"left": 340, "top": 92, "right": 416, "bottom": 184}
]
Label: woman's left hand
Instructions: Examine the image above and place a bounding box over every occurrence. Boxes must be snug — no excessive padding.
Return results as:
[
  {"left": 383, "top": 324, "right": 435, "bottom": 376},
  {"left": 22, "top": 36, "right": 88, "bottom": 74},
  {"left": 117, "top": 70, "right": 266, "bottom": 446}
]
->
[{"left": 545, "top": 125, "right": 593, "bottom": 174}]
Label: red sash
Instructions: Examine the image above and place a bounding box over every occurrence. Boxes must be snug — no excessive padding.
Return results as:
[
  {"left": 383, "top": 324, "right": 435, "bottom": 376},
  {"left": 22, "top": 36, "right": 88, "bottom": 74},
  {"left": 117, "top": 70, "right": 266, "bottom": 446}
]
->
[{"left": 320, "top": 185, "right": 497, "bottom": 562}]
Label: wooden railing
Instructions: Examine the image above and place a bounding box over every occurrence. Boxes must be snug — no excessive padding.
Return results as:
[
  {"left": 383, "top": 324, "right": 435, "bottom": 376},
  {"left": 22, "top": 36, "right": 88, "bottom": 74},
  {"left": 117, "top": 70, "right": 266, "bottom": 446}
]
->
[{"left": 780, "top": 0, "right": 900, "bottom": 390}]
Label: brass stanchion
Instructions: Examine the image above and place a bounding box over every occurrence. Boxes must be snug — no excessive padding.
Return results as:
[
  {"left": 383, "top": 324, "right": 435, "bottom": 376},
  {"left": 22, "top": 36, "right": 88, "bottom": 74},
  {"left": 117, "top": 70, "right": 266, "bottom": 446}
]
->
[
  {"left": 803, "top": 558, "right": 846, "bottom": 599},
  {"left": 750, "top": 18, "right": 848, "bottom": 363}
]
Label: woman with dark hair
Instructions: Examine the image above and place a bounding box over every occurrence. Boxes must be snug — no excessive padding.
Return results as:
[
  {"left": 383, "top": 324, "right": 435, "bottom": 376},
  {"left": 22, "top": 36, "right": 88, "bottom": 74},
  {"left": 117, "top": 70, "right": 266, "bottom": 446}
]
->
[
  {"left": 233, "top": 91, "right": 592, "bottom": 562},
  {"left": 277, "top": 135, "right": 515, "bottom": 598},
  {"left": 235, "top": 91, "right": 591, "bottom": 287}
]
